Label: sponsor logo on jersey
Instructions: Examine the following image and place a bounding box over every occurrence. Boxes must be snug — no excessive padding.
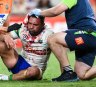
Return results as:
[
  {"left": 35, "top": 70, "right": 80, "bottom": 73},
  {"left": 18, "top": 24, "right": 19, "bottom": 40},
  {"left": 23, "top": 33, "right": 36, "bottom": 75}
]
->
[
  {"left": 75, "top": 37, "right": 84, "bottom": 45},
  {"left": 0, "top": 14, "right": 5, "bottom": 18},
  {"left": 22, "top": 34, "right": 28, "bottom": 40}
]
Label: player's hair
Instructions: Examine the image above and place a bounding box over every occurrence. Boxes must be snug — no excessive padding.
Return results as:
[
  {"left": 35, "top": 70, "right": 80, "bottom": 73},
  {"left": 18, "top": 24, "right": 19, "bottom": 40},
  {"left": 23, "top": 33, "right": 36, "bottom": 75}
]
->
[{"left": 28, "top": 14, "right": 45, "bottom": 24}]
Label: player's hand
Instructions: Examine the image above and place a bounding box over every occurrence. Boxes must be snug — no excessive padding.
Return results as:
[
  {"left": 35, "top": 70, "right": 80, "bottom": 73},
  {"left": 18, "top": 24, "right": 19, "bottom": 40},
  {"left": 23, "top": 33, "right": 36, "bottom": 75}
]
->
[
  {"left": 28, "top": 9, "right": 41, "bottom": 16},
  {"left": 3, "top": 34, "right": 16, "bottom": 49},
  {"left": 0, "top": 27, "right": 7, "bottom": 32}
]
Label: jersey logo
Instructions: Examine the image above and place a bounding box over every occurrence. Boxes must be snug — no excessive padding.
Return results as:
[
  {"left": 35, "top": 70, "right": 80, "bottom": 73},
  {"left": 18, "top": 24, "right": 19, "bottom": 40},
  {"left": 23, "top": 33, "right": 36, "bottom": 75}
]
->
[
  {"left": 75, "top": 37, "right": 84, "bottom": 45},
  {"left": 0, "top": 14, "right": 5, "bottom": 18}
]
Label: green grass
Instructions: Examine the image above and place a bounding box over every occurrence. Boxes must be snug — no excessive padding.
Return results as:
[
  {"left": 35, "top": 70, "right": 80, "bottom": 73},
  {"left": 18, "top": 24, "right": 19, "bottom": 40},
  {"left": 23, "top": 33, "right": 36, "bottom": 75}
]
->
[{"left": 0, "top": 51, "right": 96, "bottom": 87}]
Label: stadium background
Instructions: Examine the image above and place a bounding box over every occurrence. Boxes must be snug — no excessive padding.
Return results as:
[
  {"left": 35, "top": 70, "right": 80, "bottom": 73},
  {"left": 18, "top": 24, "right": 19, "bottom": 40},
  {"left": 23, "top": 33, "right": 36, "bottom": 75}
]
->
[{"left": 11, "top": 0, "right": 96, "bottom": 48}]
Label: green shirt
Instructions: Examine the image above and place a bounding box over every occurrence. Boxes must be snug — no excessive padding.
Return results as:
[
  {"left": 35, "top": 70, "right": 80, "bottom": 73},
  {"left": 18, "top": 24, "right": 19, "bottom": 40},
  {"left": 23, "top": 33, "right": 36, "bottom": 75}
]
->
[{"left": 61, "top": 0, "right": 77, "bottom": 9}]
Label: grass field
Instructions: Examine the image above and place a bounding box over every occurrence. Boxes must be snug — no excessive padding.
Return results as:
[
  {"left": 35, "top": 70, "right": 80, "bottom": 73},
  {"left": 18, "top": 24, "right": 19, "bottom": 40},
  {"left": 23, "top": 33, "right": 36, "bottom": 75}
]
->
[{"left": 0, "top": 51, "right": 96, "bottom": 87}]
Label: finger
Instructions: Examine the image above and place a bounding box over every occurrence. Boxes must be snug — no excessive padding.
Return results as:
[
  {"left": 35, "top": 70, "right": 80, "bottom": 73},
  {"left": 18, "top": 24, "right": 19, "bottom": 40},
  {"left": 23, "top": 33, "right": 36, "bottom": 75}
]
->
[
  {"left": 11, "top": 42, "right": 16, "bottom": 48},
  {"left": 5, "top": 41, "right": 10, "bottom": 48},
  {"left": 5, "top": 40, "right": 13, "bottom": 48},
  {"left": 9, "top": 40, "right": 16, "bottom": 48}
]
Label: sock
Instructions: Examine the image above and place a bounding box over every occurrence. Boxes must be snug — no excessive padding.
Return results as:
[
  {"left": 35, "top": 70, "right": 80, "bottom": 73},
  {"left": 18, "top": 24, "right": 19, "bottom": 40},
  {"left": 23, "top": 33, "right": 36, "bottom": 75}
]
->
[
  {"left": 63, "top": 65, "right": 73, "bottom": 72},
  {"left": 9, "top": 74, "right": 13, "bottom": 80},
  {"left": 0, "top": 74, "right": 9, "bottom": 80}
]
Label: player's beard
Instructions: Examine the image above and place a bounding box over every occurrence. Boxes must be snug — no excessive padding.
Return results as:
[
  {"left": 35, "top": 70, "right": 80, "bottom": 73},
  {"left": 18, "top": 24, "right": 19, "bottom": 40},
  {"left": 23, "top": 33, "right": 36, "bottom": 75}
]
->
[{"left": 29, "top": 28, "right": 44, "bottom": 36}]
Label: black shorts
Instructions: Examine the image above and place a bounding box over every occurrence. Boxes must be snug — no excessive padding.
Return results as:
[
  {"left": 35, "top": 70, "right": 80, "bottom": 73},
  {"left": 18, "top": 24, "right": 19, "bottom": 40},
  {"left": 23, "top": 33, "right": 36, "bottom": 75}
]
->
[{"left": 65, "top": 29, "right": 96, "bottom": 66}]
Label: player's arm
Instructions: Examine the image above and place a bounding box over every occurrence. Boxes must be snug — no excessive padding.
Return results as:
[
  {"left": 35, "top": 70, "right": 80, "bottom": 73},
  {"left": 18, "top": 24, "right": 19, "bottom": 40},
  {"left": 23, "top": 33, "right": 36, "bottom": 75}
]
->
[
  {"left": 0, "top": 26, "right": 20, "bottom": 48},
  {"left": 3, "top": 15, "right": 10, "bottom": 27},
  {"left": 41, "top": 3, "right": 68, "bottom": 17},
  {"left": 0, "top": 23, "right": 22, "bottom": 33},
  {"left": 10, "top": 29, "right": 20, "bottom": 39},
  {"left": 8, "top": 23, "right": 23, "bottom": 40},
  {"left": 40, "top": 0, "right": 77, "bottom": 17},
  {"left": 0, "top": 22, "right": 22, "bottom": 40}
]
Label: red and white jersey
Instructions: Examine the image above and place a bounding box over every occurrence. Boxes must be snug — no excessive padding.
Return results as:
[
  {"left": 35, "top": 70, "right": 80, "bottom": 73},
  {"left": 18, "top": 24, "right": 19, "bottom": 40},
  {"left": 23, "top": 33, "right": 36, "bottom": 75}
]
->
[{"left": 11, "top": 24, "right": 54, "bottom": 73}]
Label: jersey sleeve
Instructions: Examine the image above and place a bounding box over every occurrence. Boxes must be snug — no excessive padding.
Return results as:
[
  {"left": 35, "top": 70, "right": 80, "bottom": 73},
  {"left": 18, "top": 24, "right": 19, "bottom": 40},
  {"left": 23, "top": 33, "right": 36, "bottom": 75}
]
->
[
  {"left": 10, "top": 24, "right": 24, "bottom": 39},
  {"left": 61, "top": 0, "right": 77, "bottom": 9},
  {"left": 10, "top": 26, "right": 22, "bottom": 39},
  {"left": 10, "top": 30, "right": 19, "bottom": 39}
]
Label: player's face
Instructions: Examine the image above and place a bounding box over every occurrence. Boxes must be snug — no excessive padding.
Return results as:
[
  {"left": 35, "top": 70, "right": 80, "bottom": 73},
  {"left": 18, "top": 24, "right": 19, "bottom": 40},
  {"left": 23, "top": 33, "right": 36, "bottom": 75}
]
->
[{"left": 27, "top": 17, "right": 43, "bottom": 36}]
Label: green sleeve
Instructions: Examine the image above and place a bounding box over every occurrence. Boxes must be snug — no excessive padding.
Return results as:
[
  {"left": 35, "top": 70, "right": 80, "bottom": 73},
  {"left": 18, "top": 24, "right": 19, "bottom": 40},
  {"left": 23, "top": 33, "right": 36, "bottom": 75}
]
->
[{"left": 61, "top": 0, "right": 77, "bottom": 9}]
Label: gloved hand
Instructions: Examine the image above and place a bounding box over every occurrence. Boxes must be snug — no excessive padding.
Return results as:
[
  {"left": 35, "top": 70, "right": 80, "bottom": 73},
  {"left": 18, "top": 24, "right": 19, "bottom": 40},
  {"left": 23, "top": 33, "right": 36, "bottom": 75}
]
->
[
  {"left": 28, "top": 8, "right": 41, "bottom": 16},
  {"left": 7, "top": 23, "right": 22, "bottom": 32}
]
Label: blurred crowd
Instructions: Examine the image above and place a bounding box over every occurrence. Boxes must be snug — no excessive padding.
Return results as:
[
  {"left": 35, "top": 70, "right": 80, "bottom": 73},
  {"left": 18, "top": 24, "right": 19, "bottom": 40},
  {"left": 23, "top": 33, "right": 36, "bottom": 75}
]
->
[
  {"left": 12, "top": 0, "right": 96, "bottom": 18},
  {"left": 12, "top": 0, "right": 55, "bottom": 14}
]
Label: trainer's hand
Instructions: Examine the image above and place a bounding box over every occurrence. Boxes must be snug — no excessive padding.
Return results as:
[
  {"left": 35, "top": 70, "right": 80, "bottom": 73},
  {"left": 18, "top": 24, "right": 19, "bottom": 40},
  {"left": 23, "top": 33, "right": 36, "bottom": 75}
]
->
[
  {"left": 3, "top": 34, "right": 16, "bottom": 49},
  {"left": 28, "top": 9, "right": 41, "bottom": 16}
]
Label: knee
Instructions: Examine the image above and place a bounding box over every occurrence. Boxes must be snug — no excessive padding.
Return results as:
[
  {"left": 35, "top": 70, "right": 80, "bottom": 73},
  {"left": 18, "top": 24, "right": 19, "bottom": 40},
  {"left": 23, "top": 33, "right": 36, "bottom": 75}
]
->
[
  {"left": 0, "top": 41, "right": 6, "bottom": 49},
  {"left": 47, "top": 35, "right": 56, "bottom": 46},
  {"left": 0, "top": 41, "right": 7, "bottom": 54},
  {"left": 0, "top": 41, "right": 14, "bottom": 57}
]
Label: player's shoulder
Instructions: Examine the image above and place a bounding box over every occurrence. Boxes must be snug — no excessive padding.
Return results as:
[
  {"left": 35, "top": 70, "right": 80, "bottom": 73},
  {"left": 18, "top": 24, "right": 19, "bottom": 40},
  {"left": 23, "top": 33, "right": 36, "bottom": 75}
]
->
[
  {"left": 18, "top": 24, "right": 27, "bottom": 36},
  {"left": 44, "top": 27, "right": 54, "bottom": 34},
  {"left": 40, "top": 28, "right": 54, "bottom": 41}
]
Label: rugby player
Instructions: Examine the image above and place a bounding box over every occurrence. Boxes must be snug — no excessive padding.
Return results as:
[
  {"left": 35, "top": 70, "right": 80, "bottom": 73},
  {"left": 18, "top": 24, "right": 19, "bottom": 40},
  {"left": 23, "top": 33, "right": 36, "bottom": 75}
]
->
[{"left": 0, "top": 13, "right": 53, "bottom": 80}]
